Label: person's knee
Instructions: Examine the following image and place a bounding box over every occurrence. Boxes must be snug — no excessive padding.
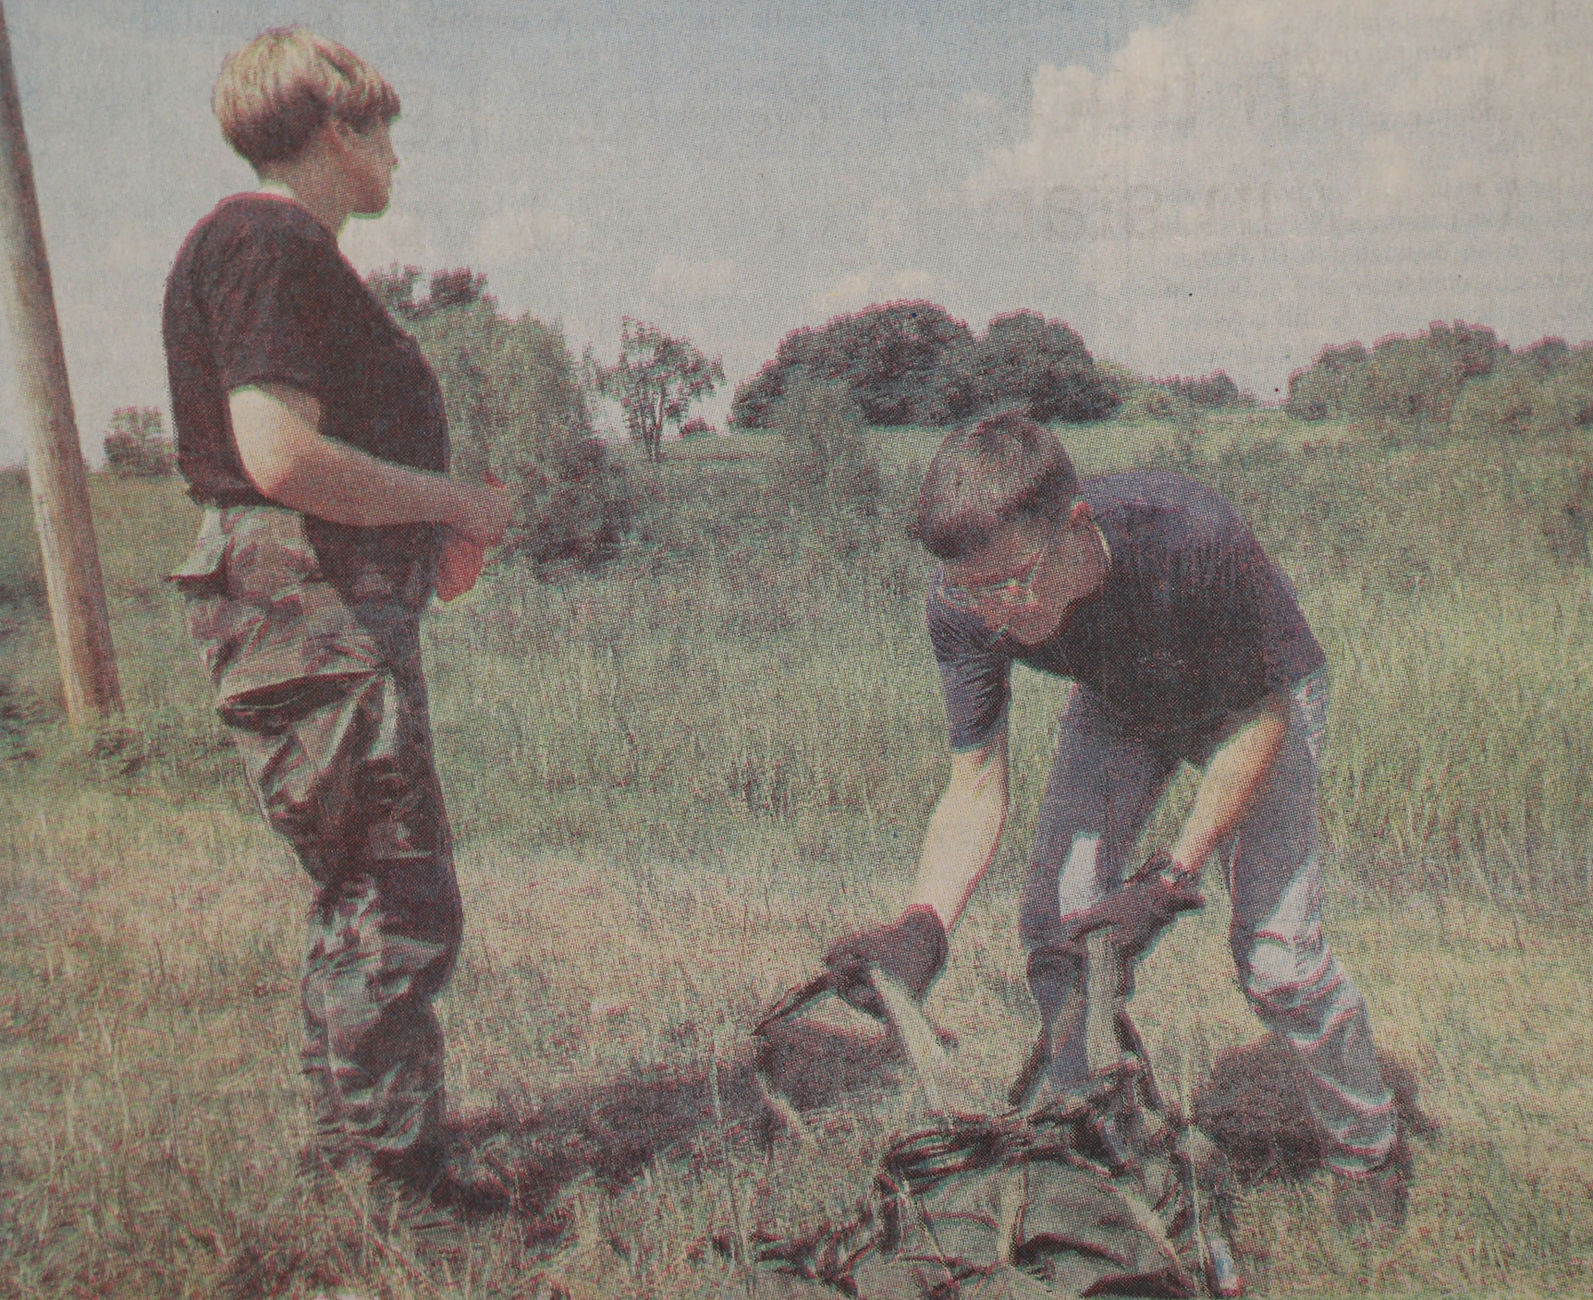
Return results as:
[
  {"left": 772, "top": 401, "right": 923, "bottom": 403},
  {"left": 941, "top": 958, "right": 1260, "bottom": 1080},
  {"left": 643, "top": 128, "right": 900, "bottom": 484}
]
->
[
  {"left": 1232, "top": 926, "right": 1334, "bottom": 1017},
  {"left": 1020, "top": 831, "right": 1111, "bottom": 950}
]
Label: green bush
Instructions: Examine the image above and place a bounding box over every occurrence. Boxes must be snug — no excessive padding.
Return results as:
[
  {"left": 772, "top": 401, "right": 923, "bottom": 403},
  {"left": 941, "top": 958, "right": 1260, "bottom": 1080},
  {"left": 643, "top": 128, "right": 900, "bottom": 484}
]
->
[
  {"left": 734, "top": 305, "right": 1120, "bottom": 430},
  {"left": 372, "top": 266, "right": 635, "bottom": 575},
  {"left": 768, "top": 374, "right": 883, "bottom": 522},
  {"left": 1285, "top": 321, "right": 1507, "bottom": 432},
  {"left": 936, "top": 310, "right": 1119, "bottom": 423},
  {"left": 1449, "top": 358, "right": 1541, "bottom": 442},
  {"left": 1525, "top": 350, "right": 1593, "bottom": 440},
  {"left": 102, "top": 407, "right": 174, "bottom": 478},
  {"left": 732, "top": 301, "right": 970, "bottom": 428},
  {"left": 1161, "top": 371, "right": 1242, "bottom": 408}
]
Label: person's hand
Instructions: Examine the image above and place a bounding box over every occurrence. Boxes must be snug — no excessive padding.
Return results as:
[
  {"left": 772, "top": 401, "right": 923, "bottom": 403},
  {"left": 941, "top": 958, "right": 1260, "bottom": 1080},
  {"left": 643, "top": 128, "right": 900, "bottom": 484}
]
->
[
  {"left": 452, "top": 474, "right": 512, "bottom": 549},
  {"left": 823, "top": 904, "right": 948, "bottom": 1019},
  {"left": 1058, "top": 849, "right": 1204, "bottom": 964},
  {"left": 435, "top": 527, "right": 485, "bottom": 601}
]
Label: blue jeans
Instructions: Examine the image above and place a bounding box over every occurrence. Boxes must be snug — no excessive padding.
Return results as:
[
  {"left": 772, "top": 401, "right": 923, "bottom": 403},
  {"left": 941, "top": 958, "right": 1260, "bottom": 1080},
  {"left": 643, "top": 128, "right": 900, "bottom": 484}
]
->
[{"left": 1017, "top": 672, "right": 1396, "bottom": 1174}]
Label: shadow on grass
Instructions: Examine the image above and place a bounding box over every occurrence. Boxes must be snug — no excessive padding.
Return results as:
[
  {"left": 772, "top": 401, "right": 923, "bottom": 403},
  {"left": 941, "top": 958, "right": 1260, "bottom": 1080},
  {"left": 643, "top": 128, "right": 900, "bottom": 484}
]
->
[
  {"left": 220, "top": 1016, "right": 906, "bottom": 1297},
  {"left": 450, "top": 1014, "right": 908, "bottom": 1212},
  {"left": 221, "top": 1023, "right": 1443, "bottom": 1297}
]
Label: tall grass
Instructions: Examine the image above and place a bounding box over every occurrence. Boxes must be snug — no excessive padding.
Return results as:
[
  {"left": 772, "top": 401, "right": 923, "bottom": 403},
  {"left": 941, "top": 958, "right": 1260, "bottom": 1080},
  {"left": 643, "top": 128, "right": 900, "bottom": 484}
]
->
[{"left": 1, "top": 416, "right": 1591, "bottom": 1294}]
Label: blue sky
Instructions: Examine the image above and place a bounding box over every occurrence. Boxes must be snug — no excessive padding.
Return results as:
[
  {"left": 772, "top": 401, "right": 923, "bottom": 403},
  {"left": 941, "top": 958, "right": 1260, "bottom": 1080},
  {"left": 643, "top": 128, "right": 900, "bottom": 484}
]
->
[{"left": 1, "top": 0, "right": 1590, "bottom": 463}]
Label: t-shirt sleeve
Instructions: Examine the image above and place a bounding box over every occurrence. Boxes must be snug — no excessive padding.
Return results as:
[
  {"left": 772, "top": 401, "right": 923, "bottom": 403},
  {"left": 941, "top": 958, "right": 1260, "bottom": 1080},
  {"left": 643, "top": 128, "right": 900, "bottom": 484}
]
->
[
  {"left": 204, "top": 223, "right": 345, "bottom": 403},
  {"left": 1191, "top": 521, "right": 1325, "bottom": 710},
  {"left": 927, "top": 584, "right": 1012, "bottom": 752}
]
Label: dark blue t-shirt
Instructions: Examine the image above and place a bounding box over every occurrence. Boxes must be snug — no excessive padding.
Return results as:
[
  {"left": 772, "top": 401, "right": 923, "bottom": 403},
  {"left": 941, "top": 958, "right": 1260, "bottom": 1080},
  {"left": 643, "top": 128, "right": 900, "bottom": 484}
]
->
[{"left": 929, "top": 471, "right": 1324, "bottom": 757}]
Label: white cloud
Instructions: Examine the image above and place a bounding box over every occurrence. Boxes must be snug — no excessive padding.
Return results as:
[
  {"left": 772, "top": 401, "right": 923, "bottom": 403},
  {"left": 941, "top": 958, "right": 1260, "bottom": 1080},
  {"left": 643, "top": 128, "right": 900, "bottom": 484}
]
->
[
  {"left": 975, "top": 0, "right": 1593, "bottom": 393},
  {"left": 814, "top": 266, "right": 944, "bottom": 316},
  {"left": 651, "top": 254, "right": 739, "bottom": 298}
]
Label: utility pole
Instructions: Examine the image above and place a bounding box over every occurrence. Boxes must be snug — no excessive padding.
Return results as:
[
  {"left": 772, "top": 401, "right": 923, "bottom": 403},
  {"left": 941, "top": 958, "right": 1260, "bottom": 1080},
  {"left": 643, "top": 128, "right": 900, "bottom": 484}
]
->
[{"left": 0, "top": 1, "right": 120, "bottom": 723}]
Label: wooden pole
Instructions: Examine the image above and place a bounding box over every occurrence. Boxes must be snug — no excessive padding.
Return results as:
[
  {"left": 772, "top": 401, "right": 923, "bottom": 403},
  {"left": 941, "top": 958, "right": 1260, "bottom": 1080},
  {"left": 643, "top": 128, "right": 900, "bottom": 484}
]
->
[{"left": 0, "top": 1, "right": 120, "bottom": 723}]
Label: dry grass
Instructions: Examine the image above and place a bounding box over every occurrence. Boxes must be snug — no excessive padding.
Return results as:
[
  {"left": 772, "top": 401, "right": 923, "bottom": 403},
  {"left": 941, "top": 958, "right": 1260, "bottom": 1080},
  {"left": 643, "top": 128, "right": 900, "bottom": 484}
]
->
[
  {"left": 4, "top": 430, "right": 1593, "bottom": 1295},
  {"left": 2, "top": 764, "right": 1590, "bottom": 1296}
]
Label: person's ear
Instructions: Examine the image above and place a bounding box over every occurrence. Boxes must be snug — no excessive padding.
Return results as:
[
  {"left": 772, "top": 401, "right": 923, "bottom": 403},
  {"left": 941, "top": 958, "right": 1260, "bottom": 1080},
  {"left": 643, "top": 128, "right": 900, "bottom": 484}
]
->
[{"left": 323, "top": 118, "right": 358, "bottom": 155}]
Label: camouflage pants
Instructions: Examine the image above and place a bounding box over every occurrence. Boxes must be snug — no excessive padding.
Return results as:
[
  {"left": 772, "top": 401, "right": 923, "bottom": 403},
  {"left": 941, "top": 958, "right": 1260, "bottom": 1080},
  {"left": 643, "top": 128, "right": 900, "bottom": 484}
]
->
[{"left": 171, "top": 505, "right": 460, "bottom": 1171}]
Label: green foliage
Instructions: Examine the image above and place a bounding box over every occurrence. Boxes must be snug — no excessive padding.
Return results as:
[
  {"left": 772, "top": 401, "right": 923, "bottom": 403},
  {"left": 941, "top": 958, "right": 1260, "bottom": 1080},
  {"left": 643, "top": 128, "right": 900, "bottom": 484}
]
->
[
  {"left": 376, "top": 266, "right": 635, "bottom": 575},
  {"left": 1520, "top": 348, "right": 1593, "bottom": 440},
  {"left": 1134, "top": 387, "right": 1196, "bottom": 424},
  {"left": 1395, "top": 332, "right": 1593, "bottom": 448},
  {"left": 1160, "top": 371, "right": 1242, "bottom": 408},
  {"left": 595, "top": 318, "right": 725, "bottom": 462},
  {"left": 732, "top": 301, "right": 970, "bottom": 429},
  {"left": 1284, "top": 341, "right": 1367, "bottom": 421},
  {"left": 1448, "top": 356, "right": 1542, "bottom": 442},
  {"left": 102, "top": 406, "right": 174, "bottom": 478},
  {"left": 364, "top": 264, "right": 490, "bottom": 321},
  {"left": 936, "top": 310, "right": 1119, "bottom": 423},
  {"left": 1285, "top": 321, "right": 1506, "bottom": 430},
  {"left": 768, "top": 374, "right": 883, "bottom": 523},
  {"left": 1091, "top": 359, "right": 1144, "bottom": 410},
  {"left": 734, "top": 304, "right": 1119, "bottom": 431}
]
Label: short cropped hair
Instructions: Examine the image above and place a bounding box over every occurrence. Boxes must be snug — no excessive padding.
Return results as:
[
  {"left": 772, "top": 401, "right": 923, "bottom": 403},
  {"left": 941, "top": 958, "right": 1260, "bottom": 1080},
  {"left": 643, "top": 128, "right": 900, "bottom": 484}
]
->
[
  {"left": 912, "top": 411, "right": 1079, "bottom": 560},
  {"left": 213, "top": 28, "right": 399, "bottom": 168}
]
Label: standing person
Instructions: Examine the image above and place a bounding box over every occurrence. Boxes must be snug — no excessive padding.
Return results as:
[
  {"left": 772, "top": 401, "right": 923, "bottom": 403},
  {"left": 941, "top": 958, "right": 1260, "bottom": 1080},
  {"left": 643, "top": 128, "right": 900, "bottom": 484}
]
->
[
  {"left": 162, "top": 28, "right": 511, "bottom": 1225},
  {"left": 821, "top": 411, "right": 1406, "bottom": 1235}
]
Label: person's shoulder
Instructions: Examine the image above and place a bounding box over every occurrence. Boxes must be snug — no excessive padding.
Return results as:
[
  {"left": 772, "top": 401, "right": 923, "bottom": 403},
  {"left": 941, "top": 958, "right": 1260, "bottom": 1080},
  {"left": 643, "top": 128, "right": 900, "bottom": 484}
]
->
[
  {"left": 1085, "top": 469, "right": 1247, "bottom": 546},
  {"left": 176, "top": 193, "right": 335, "bottom": 267},
  {"left": 1084, "top": 468, "right": 1236, "bottom": 513}
]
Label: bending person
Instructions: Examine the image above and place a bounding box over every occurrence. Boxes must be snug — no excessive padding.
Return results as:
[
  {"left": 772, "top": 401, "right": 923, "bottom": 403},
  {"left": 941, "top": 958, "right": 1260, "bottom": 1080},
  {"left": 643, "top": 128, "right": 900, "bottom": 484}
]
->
[
  {"left": 162, "top": 28, "right": 510, "bottom": 1225},
  {"left": 822, "top": 412, "right": 1405, "bottom": 1237}
]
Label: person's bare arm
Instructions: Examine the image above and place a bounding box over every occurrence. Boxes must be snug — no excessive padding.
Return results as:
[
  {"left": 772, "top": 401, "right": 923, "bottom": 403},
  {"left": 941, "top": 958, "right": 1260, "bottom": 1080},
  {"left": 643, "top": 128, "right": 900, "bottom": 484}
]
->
[
  {"left": 230, "top": 383, "right": 510, "bottom": 546},
  {"left": 1168, "top": 691, "right": 1290, "bottom": 874},
  {"left": 908, "top": 729, "right": 1010, "bottom": 927}
]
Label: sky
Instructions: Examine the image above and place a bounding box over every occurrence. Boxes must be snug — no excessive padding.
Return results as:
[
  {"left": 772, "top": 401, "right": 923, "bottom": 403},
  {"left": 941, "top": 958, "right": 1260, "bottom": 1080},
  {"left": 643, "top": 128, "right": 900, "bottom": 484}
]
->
[{"left": 1, "top": 0, "right": 1591, "bottom": 465}]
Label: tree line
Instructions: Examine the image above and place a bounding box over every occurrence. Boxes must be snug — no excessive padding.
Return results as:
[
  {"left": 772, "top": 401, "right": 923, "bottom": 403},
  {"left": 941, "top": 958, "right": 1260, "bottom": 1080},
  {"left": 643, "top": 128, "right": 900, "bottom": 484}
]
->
[
  {"left": 1285, "top": 319, "right": 1593, "bottom": 444},
  {"left": 97, "top": 279, "right": 1593, "bottom": 579},
  {"left": 730, "top": 301, "right": 1120, "bottom": 429}
]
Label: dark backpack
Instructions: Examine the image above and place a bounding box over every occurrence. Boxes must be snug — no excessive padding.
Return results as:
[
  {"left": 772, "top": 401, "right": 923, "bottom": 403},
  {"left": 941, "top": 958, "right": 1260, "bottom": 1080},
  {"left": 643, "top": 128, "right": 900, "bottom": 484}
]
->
[{"left": 752, "top": 933, "right": 1241, "bottom": 1299}]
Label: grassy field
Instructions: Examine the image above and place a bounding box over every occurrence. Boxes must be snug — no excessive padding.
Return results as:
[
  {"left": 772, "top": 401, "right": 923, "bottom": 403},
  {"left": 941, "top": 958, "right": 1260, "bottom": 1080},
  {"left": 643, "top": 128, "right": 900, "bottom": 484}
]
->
[{"left": 1, "top": 414, "right": 1592, "bottom": 1297}]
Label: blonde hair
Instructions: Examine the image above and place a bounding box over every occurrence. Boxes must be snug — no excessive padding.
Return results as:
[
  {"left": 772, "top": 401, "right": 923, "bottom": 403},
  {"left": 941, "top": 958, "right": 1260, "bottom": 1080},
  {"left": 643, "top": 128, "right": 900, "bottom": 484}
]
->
[{"left": 212, "top": 28, "right": 399, "bottom": 168}]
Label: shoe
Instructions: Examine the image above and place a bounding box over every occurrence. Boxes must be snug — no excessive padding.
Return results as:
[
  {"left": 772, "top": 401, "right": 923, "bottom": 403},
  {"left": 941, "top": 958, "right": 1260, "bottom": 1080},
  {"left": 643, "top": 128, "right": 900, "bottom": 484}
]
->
[
  {"left": 369, "top": 1174, "right": 468, "bottom": 1252},
  {"left": 1331, "top": 1155, "right": 1408, "bottom": 1241},
  {"left": 299, "top": 1144, "right": 467, "bottom": 1250}
]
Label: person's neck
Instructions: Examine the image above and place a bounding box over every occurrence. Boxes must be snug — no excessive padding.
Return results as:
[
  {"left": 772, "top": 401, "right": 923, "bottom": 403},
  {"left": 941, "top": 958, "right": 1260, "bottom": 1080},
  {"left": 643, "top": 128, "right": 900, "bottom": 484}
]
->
[
  {"left": 1088, "top": 520, "right": 1112, "bottom": 576},
  {"left": 255, "top": 167, "right": 350, "bottom": 235},
  {"left": 1069, "top": 520, "right": 1111, "bottom": 600}
]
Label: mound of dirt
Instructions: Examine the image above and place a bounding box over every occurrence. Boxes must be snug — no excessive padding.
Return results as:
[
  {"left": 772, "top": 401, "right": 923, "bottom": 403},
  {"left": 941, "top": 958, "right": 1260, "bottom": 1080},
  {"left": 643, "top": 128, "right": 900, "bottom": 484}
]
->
[{"left": 1192, "top": 1035, "right": 1439, "bottom": 1185}]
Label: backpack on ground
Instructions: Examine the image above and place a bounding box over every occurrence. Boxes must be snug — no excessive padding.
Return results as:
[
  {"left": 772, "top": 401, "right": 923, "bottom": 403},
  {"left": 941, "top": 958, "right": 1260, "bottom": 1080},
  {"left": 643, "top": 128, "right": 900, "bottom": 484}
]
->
[{"left": 751, "top": 931, "right": 1242, "bottom": 1299}]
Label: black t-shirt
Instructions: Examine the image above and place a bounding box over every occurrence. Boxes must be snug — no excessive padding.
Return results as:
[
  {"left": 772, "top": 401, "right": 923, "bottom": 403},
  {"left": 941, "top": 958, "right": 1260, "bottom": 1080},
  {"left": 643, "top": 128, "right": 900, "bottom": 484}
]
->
[
  {"left": 930, "top": 471, "right": 1325, "bottom": 757},
  {"left": 163, "top": 193, "right": 447, "bottom": 572}
]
